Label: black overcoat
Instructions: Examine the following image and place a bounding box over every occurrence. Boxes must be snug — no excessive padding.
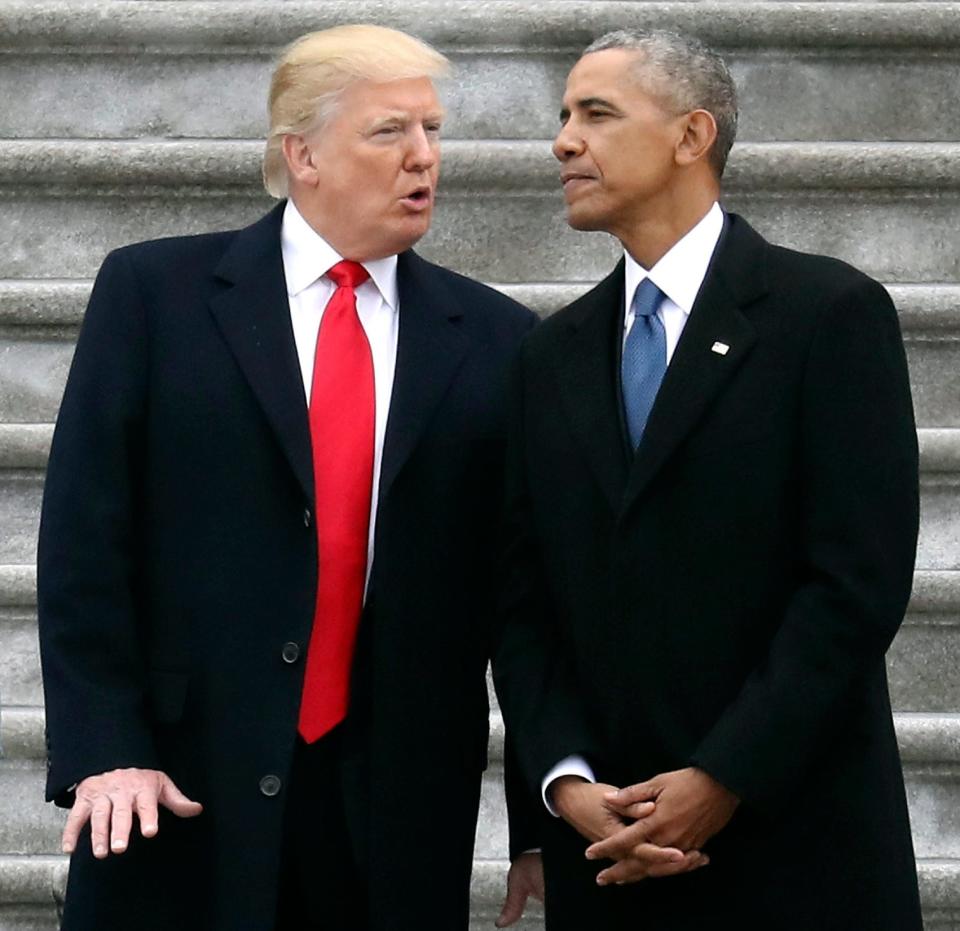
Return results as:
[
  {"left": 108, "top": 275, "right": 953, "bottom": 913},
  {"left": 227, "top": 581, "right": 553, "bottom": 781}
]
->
[
  {"left": 494, "top": 214, "right": 923, "bottom": 929},
  {"left": 38, "top": 203, "right": 537, "bottom": 930}
]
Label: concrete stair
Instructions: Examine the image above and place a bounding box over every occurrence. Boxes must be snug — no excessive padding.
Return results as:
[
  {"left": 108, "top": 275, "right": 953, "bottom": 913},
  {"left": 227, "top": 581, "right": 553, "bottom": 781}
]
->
[{"left": 1, "top": 1, "right": 959, "bottom": 928}]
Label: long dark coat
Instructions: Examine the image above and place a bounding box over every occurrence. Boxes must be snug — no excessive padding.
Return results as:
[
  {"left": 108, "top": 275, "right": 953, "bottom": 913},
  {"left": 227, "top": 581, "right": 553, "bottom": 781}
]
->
[
  {"left": 494, "top": 214, "right": 923, "bottom": 929},
  {"left": 38, "top": 203, "right": 537, "bottom": 930}
]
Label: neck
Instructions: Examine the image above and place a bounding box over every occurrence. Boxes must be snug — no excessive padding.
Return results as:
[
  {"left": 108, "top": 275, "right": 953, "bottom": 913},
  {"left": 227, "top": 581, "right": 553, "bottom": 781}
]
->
[{"left": 615, "top": 181, "right": 718, "bottom": 270}]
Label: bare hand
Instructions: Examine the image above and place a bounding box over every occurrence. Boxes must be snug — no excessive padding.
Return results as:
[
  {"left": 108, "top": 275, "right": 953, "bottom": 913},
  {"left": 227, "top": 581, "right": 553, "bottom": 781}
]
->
[
  {"left": 550, "top": 777, "right": 699, "bottom": 882},
  {"left": 496, "top": 851, "right": 544, "bottom": 927},
  {"left": 62, "top": 768, "right": 203, "bottom": 858},
  {"left": 586, "top": 767, "right": 738, "bottom": 885}
]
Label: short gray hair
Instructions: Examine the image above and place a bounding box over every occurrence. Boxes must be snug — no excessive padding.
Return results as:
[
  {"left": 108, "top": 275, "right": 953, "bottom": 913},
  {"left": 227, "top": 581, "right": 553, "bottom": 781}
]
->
[{"left": 584, "top": 29, "right": 738, "bottom": 178}]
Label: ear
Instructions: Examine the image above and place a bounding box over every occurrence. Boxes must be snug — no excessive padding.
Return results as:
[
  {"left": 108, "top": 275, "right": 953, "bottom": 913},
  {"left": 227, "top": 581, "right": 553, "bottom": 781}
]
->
[
  {"left": 281, "top": 134, "right": 320, "bottom": 187},
  {"left": 675, "top": 109, "right": 718, "bottom": 168}
]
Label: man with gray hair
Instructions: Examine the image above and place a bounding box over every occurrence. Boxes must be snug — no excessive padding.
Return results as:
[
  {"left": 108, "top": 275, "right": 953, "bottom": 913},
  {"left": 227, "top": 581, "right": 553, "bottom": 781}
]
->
[
  {"left": 494, "top": 28, "right": 923, "bottom": 928},
  {"left": 38, "top": 24, "right": 542, "bottom": 930}
]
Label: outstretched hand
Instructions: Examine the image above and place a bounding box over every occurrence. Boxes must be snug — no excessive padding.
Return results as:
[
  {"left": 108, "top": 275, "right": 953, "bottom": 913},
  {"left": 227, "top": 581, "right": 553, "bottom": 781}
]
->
[{"left": 62, "top": 768, "right": 203, "bottom": 858}]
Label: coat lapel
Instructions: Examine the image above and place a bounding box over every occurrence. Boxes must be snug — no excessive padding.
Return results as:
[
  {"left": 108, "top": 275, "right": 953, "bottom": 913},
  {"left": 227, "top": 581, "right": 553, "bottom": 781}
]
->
[
  {"left": 377, "top": 251, "right": 469, "bottom": 505},
  {"left": 621, "top": 214, "right": 766, "bottom": 515},
  {"left": 208, "top": 203, "right": 314, "bottom": 502},
  {"left": 552, "top": 261, "right": 631, "bottom": 514}
]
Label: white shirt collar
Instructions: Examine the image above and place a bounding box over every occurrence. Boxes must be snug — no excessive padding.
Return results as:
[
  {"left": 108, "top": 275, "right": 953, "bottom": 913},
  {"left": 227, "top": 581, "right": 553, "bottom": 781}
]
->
[
  {"left": 623, "top": 202, "right": 724, "bottom": 317},
  {"left": 280, "top": 198, "right": 399, "bottom": 311}
]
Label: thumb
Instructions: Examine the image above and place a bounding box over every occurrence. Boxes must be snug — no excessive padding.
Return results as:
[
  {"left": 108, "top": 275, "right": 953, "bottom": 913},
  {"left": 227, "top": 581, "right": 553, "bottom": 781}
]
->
[
  {"left": 495, "top": 880, "right": 527, "bottom": 928},
  {"left": 158, "top": 775, "right": 203, "bottom": 818}
]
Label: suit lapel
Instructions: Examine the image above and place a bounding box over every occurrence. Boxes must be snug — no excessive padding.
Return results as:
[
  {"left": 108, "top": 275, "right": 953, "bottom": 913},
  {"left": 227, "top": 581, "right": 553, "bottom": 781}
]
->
[
  {"left": 378, "top": 251, "right": 469, "bottom": 505},
  {"left": 552, "top": 261, "right": 630, "bottom": 514},
  {"left": 208, "top": 202, "right": 314, "bottom": 502},
  {"left": 621, "top": 215, "right": 766, "bottom": 515}
]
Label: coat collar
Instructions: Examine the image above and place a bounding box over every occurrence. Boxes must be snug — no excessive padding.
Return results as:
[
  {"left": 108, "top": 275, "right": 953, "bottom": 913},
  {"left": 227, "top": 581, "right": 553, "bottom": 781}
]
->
[
  {"left": 552, "top": 259, "right": 631, "bottom": 514},
  {"left": 208, "top": 202, "right": 315, "bottom": 502},
  {"left": 378, "top": 250, "right": 469, "bottom": 506}
]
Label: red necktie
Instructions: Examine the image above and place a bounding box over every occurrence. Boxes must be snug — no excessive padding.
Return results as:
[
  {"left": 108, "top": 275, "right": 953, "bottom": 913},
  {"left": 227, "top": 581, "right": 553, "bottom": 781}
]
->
[{"left": 298, "top": 260, "right": 374, "bottom": 742}]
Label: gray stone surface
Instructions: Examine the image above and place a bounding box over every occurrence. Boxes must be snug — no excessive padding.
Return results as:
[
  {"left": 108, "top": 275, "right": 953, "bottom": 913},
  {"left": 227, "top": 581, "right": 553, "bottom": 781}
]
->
[
  {"left": 3, "top": 50, "right": 959, "bottom": 143},
  {"left": 0, "top": 476, "right": 42, "bottom": 566},
  {"left": 0, "top": 764, "right": 65, "bottom": 856},
  {"left": 0, "top": 612, "right": 43, "bottom": 709},
  {"left": 890, "top": 619, "right": 960, "bottom": 712},
  {"left": 919, "top": 477, "right": 960, "bottom": 570}
]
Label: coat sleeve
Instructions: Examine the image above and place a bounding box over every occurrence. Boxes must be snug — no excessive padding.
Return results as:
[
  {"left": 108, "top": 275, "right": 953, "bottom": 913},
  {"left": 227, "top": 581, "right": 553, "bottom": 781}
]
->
[
  {"left": 37, "top": 248, "right": 160, "bottom": 805},
  {"left": 492, "top": 344, "right": 599, "bottom": 797},
  {"left": 690, "top": 277, "right": 919, "bottom": 816}
]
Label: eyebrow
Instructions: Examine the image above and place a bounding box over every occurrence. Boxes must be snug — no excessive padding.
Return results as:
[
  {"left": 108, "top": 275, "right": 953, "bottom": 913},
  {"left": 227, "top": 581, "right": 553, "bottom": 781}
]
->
[{"left": 369, "top": 109, "right": 445, "bottom": 126}]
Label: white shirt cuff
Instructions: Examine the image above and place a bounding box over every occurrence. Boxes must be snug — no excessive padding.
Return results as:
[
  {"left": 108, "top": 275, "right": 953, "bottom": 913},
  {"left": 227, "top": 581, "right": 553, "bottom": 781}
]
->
[{"left": 541, "top": 755, "right": 597, "bottom": 817}]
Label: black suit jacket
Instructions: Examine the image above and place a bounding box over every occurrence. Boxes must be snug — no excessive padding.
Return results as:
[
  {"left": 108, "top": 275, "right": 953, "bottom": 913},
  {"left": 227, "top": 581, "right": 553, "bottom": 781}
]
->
[
  {"left": 494, "top": 214, "right": 923, "bottom": 929},
  {"left": 38, "top": 203, "right": 538, "bottom": 931}
]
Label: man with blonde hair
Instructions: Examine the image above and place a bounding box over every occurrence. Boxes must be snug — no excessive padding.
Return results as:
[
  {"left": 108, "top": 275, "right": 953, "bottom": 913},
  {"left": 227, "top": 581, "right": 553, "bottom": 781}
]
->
[{"left": 38, "top": 24, "right": 541, "bottom": 930}]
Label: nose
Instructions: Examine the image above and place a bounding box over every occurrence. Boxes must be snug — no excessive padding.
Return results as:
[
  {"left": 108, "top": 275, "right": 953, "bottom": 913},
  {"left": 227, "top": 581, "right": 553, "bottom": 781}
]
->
[
  {"left": 405, "top": 125, "right": 438, "bottom": 173},
  {"left": 552, "top": 121, "right": 584, "bottom": 162}
]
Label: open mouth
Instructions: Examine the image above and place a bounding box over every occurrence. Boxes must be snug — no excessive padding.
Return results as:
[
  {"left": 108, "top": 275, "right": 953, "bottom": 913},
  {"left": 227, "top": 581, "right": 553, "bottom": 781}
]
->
[{"left": 402, "top": 186, "right": 432, "bottom": 208}]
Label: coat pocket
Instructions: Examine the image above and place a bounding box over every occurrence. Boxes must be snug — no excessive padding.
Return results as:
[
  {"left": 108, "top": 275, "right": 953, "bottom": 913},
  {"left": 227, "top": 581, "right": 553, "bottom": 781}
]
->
[{"left": 147, "top": 669, "right": 190, "bottom": 725}]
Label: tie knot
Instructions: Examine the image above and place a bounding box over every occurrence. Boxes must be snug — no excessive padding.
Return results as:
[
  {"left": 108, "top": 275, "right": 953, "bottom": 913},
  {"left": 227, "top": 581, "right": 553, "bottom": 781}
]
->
[
  {"left": 632, "top": 278, "right": 665, "bottom": 319},
  {"left": 327, "top": 260, "right": 369, "bottom": 290}
]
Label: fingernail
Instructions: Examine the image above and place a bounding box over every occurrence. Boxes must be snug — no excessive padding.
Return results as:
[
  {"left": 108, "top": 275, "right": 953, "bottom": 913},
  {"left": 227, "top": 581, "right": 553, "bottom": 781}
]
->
[
  {"left": 596, "top": 876, "right": 607, "bottom": 886},
  {"left": 585, "top": 851, "right": 596, "bottom": 860},
  {"left": 62, "top": 843, "right": 73, "bottom": 854},
  {"left": 603, "top": 791, "right": 617, "bottom": 800},
  {"left": 94, "top": 845, "right": 106, "bottom": 856},
  {"left": 111, "top": 839, "right": 126, "bottom": 851},
  {"left": 143, "top": 824, "right": 157, "bottom": 835}
]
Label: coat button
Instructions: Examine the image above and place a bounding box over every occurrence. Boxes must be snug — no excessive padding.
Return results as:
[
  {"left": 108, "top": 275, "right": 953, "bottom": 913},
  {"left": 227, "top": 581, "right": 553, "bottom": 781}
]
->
[
  {"left": 303, "top": 508, "right": 312, "bottom": 528},
  {"left": 259, "top": 775, "right": 281, "bottom": 797},
  {"left": 281, "top": 642, "right": 300, "bottom": 664}
]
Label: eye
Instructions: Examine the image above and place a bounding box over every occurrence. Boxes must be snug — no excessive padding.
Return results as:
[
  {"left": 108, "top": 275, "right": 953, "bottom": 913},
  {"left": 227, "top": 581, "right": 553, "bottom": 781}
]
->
[{"left": 587, "top": 109, "right": 611, "bottom": 120}]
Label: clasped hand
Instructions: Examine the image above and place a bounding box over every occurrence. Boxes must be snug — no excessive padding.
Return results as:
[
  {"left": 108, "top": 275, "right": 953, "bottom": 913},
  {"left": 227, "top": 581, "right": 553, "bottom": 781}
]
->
[{"left": 551, "top": 767, "right": 739, "bottom": 886}]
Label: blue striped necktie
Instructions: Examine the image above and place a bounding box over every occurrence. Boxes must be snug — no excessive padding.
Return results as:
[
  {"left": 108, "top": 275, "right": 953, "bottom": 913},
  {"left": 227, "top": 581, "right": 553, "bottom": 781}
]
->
[{"left": 621, "top": 278, "right": 667, "bottom": 449}]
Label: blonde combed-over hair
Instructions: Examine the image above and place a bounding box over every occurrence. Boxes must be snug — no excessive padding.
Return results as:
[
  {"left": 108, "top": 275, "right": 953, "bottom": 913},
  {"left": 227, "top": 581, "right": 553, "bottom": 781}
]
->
[{"left": 262, "top": 25, "right": 450, "bottom": 198}]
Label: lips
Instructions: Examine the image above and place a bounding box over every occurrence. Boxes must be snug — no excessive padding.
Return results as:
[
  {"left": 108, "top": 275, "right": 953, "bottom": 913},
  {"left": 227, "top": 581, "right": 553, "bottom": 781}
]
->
[{"left": 401, "top": 185, "right": 433, "bottom": 211}]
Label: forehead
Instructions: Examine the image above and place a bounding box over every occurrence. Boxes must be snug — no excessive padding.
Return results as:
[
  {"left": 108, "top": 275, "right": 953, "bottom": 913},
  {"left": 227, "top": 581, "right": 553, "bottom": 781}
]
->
[
  {"left": 338, "top": 76, "right": 442, "bottom": 115},
  {"left": 563, "top": 48, "right": 649, "bottom": 104}
]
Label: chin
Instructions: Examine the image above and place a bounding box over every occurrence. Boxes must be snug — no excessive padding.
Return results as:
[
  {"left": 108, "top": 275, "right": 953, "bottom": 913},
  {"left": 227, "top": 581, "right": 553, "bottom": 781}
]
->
[{"left": 565, "top": 206, "right": 605, "bottom": 232}]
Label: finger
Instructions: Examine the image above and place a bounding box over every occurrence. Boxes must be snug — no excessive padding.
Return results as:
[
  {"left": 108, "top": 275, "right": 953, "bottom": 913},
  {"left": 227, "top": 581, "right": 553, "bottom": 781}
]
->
[
  {"left": 586, "top": 823, "right": 675, "bottom": 862},
  {"left": 109, "top": 794, "right": 134, "bottom": 853},
  {"left": 135, "top": 788, "right": 160, "bottom": 838},
  {"left": 89, "top": 798, "right": 112, "bottom": 859},
  {"left": 646, "top": 851, "right": 710, "bottom": 879},
  {"left": 158, "top": 776, "right": 203, "bottom": 818},
  {"left": 62, "top": 798, "right": 92, "bottom": 854},
  {"left": 597, "top": 851, "right": 707, "bottom": 886},
  {"left": 494, "top": 883, "right": 527, "bottom": 928},
  {"left": 603, "top": 799, "right": 656, "bottom": 820},
  {"left": 603, "top": 781, "right": 659, "bottom": 806}
]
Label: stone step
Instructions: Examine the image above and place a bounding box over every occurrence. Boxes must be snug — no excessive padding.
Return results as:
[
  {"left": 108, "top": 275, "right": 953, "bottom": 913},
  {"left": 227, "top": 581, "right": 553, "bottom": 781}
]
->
[
  {"left": 2, "top": 140, "right": 959, "bottom": 284},
  {"left": 3, "top": 287, "right": 958, "bottom": 427},
  {"left": 1, "top": 2, "right": 959, "bottom": 144}
]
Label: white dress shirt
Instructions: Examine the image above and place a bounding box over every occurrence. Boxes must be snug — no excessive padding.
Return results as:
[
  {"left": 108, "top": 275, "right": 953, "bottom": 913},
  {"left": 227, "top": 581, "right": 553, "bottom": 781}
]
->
[
  {"left": 281, "top": 199, "right": 400, "bottom": 586},
  {"left": 542, "top": 201, "right": 725, "bottom": 814}
]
